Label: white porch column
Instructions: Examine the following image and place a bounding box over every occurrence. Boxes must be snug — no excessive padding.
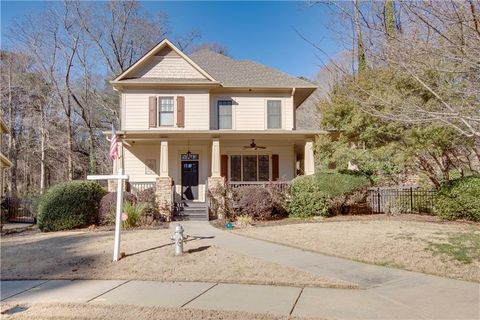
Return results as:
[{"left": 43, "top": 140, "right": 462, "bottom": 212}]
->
[
  {"left": 304, "top": 140, "right": 315, "bottom": 176},
  {"left": 211, "top": 139, "right": 221, "bottom": 177},
  {"left": 160, "top": 140, "right": 169, "bottom": 177}
]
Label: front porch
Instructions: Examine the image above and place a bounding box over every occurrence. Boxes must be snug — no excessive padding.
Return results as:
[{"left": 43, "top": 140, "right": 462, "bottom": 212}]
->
[{"left": 115, "top": 131, "right": 318, "bottom": 220}]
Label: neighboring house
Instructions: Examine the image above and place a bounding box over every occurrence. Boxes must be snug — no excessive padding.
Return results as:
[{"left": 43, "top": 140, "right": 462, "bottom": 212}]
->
[
  {"left": 110, "top": 39, "right": 322, "bottom": 220},
  {"left": 0, "top": 116, "right": 12, "bottom": 197}
]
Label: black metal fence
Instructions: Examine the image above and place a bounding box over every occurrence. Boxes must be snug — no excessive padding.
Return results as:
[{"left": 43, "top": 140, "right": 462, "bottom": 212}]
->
[
  {"left": 1, "top": 197, "right": 36, "bottom": 224},
  {"left": 367, "top": 187, "right": 437, "bottom": 214}
]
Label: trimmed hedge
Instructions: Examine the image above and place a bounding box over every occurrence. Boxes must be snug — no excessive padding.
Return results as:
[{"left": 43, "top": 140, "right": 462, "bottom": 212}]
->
[
  {"left": 37, "top": 181, "right": 107, "bottom": 231},
  {"left": 434, "top": 176, "right": 480, "bottom": 221},
  {"left": 287, "top": 172, "right": 370, "bottom": 218}
]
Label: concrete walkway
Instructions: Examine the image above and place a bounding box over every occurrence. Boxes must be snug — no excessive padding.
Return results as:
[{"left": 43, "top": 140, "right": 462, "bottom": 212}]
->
[
  {"left": 172, "top": 221, "right": 480, "bottom": 319},
  {"left": 1, "top": 222, "right": 478, "bottom": 319}
]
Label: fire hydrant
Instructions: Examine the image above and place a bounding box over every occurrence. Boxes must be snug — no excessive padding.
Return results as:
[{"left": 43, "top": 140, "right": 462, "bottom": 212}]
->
[{"left": 171, "top": 224, "right": 188, "bottom": 256}]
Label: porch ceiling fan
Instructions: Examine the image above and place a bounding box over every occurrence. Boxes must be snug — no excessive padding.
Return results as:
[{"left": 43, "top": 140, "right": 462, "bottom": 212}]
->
[{"left": 243, "top": 139, "right": 266, "bottom": 150}]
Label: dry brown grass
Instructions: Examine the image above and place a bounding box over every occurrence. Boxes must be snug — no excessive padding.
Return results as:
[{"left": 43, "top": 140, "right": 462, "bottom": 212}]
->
[
  {"left": 0, "top": 229, "right": 354, "bottom": 288},
  {"left": 0, "top": 302, "right": 324, "bottom": 320},
  {"left": 234, "top": 217, "right": 480, "bottom": 282}
]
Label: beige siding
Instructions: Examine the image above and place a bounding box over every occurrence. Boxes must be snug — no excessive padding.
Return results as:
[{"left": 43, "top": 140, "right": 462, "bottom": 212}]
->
[
  {"left": 123, "top": 144, "right": 159, "bottom": 183},
  {"left": 131, "top": 56, "right": 206, "bottom": 79},
  {"left": 210, "top": 93, "right": 294, "bottom": 130},
  {"left": 123, "top": 140, "right": 295, "bottom": 186},
  {"left": 123, "top": 89, "right": 210, "bottom": 130}
]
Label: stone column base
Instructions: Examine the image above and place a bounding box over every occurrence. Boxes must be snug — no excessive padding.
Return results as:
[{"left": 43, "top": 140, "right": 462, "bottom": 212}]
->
[
  {"left": 156, "top": 176, "right": 173, "bottom": 221},
  {"left": 107, "top": 180, "right": 127, "bottom": 193},
  {"left": 207, "top": 176, "right": 227, "bottom": 220}
]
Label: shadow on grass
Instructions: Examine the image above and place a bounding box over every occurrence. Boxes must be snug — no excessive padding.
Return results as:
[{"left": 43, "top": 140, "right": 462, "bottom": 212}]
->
[
  {"left": 187, "top": 245, "right": 211, "bottom": 254},
  {"left": 123, "top": 242, "right": 175, "bottom": 258}
]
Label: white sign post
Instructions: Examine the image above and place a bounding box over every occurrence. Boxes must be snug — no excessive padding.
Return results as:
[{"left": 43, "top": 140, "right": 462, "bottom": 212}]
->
[{"left": 87, "top": 169, "right": 129, "bottom": 261}]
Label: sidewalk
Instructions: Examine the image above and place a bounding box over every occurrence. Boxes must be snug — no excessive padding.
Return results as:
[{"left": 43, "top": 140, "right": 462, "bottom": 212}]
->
[{"left": 1, "top": 278, "right": 476, "bottom": 319}]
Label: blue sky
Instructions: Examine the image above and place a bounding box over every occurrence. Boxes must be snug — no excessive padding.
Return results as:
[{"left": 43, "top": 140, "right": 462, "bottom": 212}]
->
[{"left": 1, "top": 1, "right": 343, "bottom": 79}]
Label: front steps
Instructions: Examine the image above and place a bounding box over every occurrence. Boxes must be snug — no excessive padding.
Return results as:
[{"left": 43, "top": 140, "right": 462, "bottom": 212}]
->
[{"left": 173, "top": 201, "right": 208, "bottom": 221}]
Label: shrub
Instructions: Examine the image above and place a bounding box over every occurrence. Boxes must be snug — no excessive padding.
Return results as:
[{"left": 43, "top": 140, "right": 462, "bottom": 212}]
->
[
  {"left": 287, "top": 177, "right": 329, "bottom": 218},
  {"left": 37, "top": 181, "right": 107, "bottom": 231},
  {"left": 287, "top": 172, "right": 370, "bottom": 218},
  {"left": 236, "top": 186, "right": 276, "bottom": 220},
  {"left": 266, "top": 182, "right": 288, "bottom": 216},
  {"left": 434, "top": 176, "right": 480, "bottom": 221},
  {"left": 136, "top": 187, "right": 163, "bottom": 225},
  {"left": 122, "top": 201, "right": 144, "bottom": 228},
  {"left": 98, "top": 192, "right": 137, "bottom": 225}
]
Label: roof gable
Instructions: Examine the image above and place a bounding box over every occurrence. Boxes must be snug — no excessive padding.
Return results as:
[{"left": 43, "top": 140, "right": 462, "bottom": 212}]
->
[{"left": 113, "top": 39, "right": 216, "bottom": 82}]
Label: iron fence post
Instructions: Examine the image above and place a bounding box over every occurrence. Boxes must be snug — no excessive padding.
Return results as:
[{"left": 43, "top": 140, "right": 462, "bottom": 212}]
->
[{"left": 377, "top": 188, "right": 381, "bottom": 213}]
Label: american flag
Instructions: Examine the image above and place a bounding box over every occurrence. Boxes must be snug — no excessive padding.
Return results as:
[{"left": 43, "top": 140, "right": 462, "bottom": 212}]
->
[{"left": 108, "top": 124, "right": 118, "bottom": 161}]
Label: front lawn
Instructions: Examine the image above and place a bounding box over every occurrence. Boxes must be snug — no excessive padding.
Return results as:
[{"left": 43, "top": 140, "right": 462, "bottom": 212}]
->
[
  {"left": 0, "top": 228, "right": 354, "bottom": 288},
  {"left": 232, "top": 215, "right": 480, "bottom": 282}
]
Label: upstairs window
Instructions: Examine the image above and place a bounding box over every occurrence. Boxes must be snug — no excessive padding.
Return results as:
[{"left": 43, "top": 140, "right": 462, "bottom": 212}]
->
[
  {"left": 159, "top": 97, "right": 174, "bottom": 126},
  {"left": 267, "top": 100, "right": 282, "bottom": 129},
  {"left": 218, "top": 100, "right": 232, "bottom": 129}
]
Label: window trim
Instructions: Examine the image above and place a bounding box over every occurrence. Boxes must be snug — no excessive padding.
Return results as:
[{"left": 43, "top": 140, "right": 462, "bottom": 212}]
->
[
  {"left": 228, "top": 154, "right": 271, "bottom": 182},
  {"left": 158, "top": 96, "right": 175, "bottom": 127},
  {"left": 217, "top": 99, "right": 233, "bottom": 130},
  {"left": 266, "top": 99, "right": 282, "bottom": 129}
]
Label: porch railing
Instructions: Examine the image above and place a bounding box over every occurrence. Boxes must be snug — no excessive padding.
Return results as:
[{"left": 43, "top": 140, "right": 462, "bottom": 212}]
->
[
  {"left": 129, "top": 182, "right": 155, "bottom": 195},
  {"left": 228, "top": 181, "right": 290, "bottom": 193}
]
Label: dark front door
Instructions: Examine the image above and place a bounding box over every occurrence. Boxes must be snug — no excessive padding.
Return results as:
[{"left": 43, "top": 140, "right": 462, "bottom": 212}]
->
[{"left": 181, "top": 161, "right": 199, "bottom": 200}]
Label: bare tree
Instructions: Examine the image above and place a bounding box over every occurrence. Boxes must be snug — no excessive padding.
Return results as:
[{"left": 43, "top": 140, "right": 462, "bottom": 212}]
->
[
  {"left": 190, "top": 42, "right": 230, "bottom": 56},
  {"left": 69, "top": 0, "right": 169, "bottom": 75}
]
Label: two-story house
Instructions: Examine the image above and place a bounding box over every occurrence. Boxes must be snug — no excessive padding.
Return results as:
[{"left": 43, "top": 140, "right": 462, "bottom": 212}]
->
[{"left": 110, "top": 39, "right": 321, "bottom": 220}]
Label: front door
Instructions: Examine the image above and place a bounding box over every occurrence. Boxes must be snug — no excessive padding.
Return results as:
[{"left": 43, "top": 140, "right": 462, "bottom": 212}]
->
[{"left": 181, "top": 161, "right": 199, "bottom": 200}]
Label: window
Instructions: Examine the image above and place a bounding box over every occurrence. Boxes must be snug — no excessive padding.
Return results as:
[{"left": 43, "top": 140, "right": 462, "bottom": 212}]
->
[
  {"left": 231, "top": 155, "right": 242, "bottom": 181},
  {"left": 159, "top": 97, "right": 174, "bottom": 126},
  {"left": 258, "top": 155, "right": 269, "bottom": 181},
  {"left": 243, "top": 156, "right": 257, "bottom": 181},
  {"left": 267, "top": 100, "right": 282, "bottom": 129},
  {"left": 230, "top": 155, "right": 270, "bottom": 181},
  {"left": 218, "top": 100, "right": 232, "bottom": 129}
]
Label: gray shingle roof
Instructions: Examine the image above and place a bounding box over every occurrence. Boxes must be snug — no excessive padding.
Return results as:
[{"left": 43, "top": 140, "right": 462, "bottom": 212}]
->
[{"left": 189, "top": 50, "right": 317, "bottom": 88}]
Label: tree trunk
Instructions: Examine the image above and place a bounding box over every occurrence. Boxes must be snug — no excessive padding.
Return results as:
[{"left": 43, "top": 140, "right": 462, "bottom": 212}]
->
[
  {"left": 40, "top": 104, "right": 46, "bottom": 194},
  {"left": 353, "top": 0, "right": 366, "bottom": 72},
  {"left": 7, "top": 58, "right": 18, "bottom": 197},
  {"left": 385, "top": 0, "right": 396, "bottom": 39},
  {"left": 88, "top": 127, "right": 96, "bottom": 175},
  {"left": 66, "top": 97, "right": 74, "bottom": 181}
]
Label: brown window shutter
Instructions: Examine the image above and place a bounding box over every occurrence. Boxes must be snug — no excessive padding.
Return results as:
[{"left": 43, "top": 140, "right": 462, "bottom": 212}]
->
[
  {"left": 176, "top": 96, "right": 185, "bottom": 127},
  {"left": 272, "top": 154, "right": 279, "bottom": 181},
  {"left": 149, "top": 96, "right": 157, "bottom": 127},
  {"left": 221, "top": 155, "right": 229, "bottom": 180}
]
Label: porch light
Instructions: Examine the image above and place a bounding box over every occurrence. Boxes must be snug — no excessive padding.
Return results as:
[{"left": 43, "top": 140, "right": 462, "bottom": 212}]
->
[{"left": 186, "top": 140, "right": 194, "bottom": 160}]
